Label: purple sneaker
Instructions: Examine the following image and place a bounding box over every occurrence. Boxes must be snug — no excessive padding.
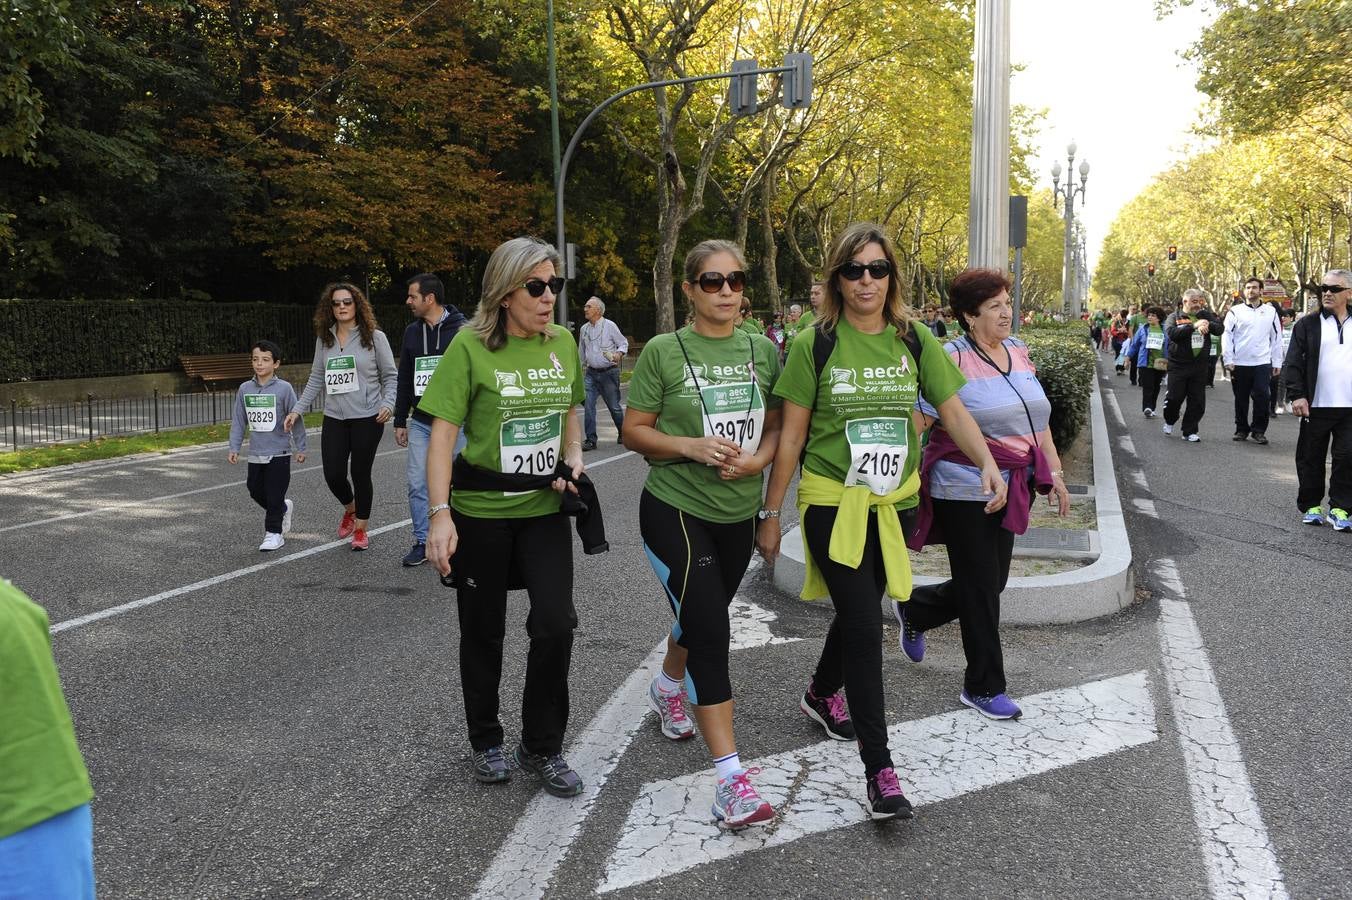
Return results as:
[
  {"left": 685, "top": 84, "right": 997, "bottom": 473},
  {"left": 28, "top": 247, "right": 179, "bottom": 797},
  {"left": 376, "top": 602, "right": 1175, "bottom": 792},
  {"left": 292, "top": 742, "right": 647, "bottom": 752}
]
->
[
  {"left": 800, "top": 686, "right": 855, "bottom": 741},
  {"left": 866, "top": 767, "right": 914, "bottom": 820},
  {"left": 892, "top": 600, "right": 925, "bottom": 663},
  {"left": 960, "top": 690, "right": 1022, "bottom": 720}
]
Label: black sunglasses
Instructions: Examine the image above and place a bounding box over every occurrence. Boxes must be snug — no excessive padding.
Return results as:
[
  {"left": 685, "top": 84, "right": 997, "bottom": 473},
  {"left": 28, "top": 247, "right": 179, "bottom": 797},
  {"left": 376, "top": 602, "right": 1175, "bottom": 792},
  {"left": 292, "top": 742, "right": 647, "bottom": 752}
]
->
[
  {"left": 521, "top": 276, "right": 566, "bottom": 297},
  {"left": 331, "top": 297, "right": 355, "bottom": 307},
  {"left": 696, "top": 270, "right": 747, "bottom": 293},
  {"left": 1318, "top": 284, "right": 1349, "bottom": 294},
  {"left": 837, "top": 259, "right": 892, "bottom": 281}
]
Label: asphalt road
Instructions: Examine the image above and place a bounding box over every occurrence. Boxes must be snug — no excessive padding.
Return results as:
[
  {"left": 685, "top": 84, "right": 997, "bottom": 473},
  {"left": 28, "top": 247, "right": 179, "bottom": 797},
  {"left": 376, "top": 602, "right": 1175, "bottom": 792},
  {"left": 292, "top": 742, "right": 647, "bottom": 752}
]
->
[{"left": 1, "top": 364, "right": 1344, "bottom": 899}]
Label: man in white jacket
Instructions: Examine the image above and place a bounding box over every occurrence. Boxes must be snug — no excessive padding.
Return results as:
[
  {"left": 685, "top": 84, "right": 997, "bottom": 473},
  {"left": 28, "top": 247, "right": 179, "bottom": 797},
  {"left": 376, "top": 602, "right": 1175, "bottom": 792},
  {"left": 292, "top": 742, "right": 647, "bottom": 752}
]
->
[{"left": 1223, "top": 277, "right": 1284, "bottom": 444}]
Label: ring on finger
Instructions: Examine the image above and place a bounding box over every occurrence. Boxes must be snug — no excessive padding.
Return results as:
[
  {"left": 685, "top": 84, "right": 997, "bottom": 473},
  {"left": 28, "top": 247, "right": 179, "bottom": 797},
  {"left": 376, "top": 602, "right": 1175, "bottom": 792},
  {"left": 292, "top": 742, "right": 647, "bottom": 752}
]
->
[
  {"left": 725, "top": 465, "right": 735, "bottom": 476},
  {"left": 714, "top": 450, "right": 724, "bottom": 461}
]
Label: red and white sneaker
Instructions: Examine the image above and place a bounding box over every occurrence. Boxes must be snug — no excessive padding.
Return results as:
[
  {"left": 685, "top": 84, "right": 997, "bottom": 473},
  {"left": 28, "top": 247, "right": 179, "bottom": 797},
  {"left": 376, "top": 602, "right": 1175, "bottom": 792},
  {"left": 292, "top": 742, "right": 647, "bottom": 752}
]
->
[
  {"left": 338, "top": 510, "right": 357, "bottom": 538},
  {"left": 351, "top": 528, "right": 369, "bottom": 551},
  {"left": 711, "top": 768, "right": 775, "bottom": 828}
]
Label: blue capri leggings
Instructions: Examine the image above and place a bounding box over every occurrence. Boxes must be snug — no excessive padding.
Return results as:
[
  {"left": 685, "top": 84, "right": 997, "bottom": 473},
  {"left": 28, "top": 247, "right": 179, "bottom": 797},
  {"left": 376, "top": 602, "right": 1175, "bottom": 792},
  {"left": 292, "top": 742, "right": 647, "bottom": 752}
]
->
[{"left": 639, "top": 489, "right": 755, "bottom": 706}]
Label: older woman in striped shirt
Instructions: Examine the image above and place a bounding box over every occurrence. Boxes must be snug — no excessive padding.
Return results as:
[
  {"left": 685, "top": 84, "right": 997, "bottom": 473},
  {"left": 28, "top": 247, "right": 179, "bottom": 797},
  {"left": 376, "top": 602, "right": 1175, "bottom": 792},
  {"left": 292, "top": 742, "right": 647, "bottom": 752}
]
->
[{"left": 896, "top": 268, "right": 1072, "bottom": 721}]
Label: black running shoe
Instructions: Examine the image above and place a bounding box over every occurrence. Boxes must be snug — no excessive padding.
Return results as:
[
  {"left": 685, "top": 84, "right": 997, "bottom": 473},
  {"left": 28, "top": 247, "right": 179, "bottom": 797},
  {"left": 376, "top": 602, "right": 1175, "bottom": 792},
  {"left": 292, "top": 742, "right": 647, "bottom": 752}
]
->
[
  {"left": 867, "top": 767, "right": 914, "bottom": 820},
  {"left": 514, "top": 745, "right": 584, "bottom": 797},
  {"left": 800, "top": 686, "right": 855, "bottom": 741},
  {"left": 472, "top": 745, "right": 511, "bottom": 784}
]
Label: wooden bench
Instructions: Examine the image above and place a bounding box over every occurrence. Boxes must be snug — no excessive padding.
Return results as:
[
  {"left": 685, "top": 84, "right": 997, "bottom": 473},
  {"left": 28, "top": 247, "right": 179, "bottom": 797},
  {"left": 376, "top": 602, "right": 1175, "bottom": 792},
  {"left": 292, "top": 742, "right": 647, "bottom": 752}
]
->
[{"left": 180, "top": 353, "right": 254, "bottom": 389}]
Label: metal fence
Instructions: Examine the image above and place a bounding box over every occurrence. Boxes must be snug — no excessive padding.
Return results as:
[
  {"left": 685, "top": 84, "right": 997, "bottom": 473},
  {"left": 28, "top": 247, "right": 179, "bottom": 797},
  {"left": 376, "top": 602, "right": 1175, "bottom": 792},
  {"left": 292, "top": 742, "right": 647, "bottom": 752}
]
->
[{"left": 1, "top": 390, "right": 325, "bottom": 452}]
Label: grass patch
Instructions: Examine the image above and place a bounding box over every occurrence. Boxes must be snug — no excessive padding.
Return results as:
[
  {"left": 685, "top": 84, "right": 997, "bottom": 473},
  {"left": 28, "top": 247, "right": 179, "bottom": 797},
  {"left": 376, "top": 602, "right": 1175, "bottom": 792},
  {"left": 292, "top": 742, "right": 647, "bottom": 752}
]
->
[{"left": 0, "top": 412, "right": 325, "bottom": 475}]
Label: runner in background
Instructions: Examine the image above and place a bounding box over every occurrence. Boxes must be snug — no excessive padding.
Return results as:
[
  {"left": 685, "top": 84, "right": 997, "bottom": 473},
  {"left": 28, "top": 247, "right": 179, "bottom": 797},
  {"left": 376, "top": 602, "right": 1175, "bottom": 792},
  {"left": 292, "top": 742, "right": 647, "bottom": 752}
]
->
[
  {"left": 422, "top": 236, "right": 589, "bottom": 798},
  {"left": 1273, "top": 307, "right": 1296, "bottom": 416},
  {"left": 624, "top": 239, "right": 784, "bottom": 829},
  {"left": 1126, "top": 307, "right": 1169, "bottom": 418},
  {"left": 287, "top": 283, "right": 397, "bottom": 550},
  {"left": 393, "top": 273, "right": 468, "bottom": 567},
  {"left": 228, "top": 340, "right": 307, "bottom": 551}
]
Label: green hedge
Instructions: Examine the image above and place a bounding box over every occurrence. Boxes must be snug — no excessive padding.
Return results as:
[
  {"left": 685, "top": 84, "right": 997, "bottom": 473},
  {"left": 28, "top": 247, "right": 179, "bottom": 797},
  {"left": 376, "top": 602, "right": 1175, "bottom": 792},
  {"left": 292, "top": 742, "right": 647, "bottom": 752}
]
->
[
  {"left": 1020, "top": 322, "right": 1097, "bottom": 451},
  {"left": 0, "top": 299, "right": 415, "bottom": 383}
]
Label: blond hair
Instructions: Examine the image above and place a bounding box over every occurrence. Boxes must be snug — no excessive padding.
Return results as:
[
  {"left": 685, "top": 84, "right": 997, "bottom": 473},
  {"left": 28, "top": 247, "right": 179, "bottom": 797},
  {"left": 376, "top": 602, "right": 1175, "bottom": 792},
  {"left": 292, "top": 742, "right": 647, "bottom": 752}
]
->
[
  {"left": 469, "top": 236, "right": 563, "bottom": 351},
  {"left": 818, "top": 222, "right": 914, "bottom": 339}
]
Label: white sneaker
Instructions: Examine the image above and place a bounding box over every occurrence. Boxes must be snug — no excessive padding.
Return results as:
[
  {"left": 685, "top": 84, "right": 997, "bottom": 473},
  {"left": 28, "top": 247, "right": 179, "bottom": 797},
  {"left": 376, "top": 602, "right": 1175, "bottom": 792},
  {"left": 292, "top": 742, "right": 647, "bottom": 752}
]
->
[
  {"left": 1162, "top": 423, "right": 1174, "bottom": 435},
  {"left": 1273, "top": 406, "right": 1283, "bottom": 416},
  {"left": 648, "top": 679, "right": 695, "bottom": 740},
  {"left": 282, "top": 498, "right": 294, "bottom": 534},
  {"left": 259, "top": 532, "right": 285, "bottom": 551},
  {"left": 1185, "top": 434, "right": 1201, "bottom": 443},
  {"left": 1143, "top": 408, "right": 1154, "bottom": 418}
]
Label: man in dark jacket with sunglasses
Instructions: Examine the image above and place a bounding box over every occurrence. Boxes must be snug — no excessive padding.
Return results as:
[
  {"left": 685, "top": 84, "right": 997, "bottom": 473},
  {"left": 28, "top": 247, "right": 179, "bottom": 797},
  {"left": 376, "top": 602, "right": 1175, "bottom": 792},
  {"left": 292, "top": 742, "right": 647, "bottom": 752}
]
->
[{"left": 1283, "top": 269, "right": 1352, "bottom": 530}]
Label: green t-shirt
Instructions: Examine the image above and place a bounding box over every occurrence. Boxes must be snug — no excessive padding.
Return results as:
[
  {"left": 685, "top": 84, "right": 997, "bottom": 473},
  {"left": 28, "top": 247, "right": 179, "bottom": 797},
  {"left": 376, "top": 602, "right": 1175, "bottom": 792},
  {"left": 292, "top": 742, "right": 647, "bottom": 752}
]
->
[
  {"left": 773, "top": 320, "right": 964, "bottom": 505},
  {"left": 627, "top": 327, "right": 782, "bottom": 523},
  {"left": 739, "top": 319, "right": 764, "bottom": 335},
  {"left": 1141, "top": 325, "right": 1166, "bottom": 366},
  {"left": 0, "top": 580, "right": 93, "bottom": 840},
  {"left": 1129, "top": 313, "right": 1146, "bottom": 333},
  {"left": 418, "top": 325, "right": 585, "bottom": 519},
  {"left": 797, "top": 310, "right": 816, "bottom": 331}
]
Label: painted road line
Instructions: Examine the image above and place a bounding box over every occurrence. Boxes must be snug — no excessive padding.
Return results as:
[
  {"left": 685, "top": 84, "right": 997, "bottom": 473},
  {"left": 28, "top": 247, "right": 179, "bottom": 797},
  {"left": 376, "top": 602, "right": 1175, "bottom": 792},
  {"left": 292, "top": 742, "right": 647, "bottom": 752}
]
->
[
  {"left": 49, "top": 520, "right": 413, "bottom": 634},
  {"left": 599, "top": 671, "right": 1158, "bottom": 894},
  {"left": 472, "top": 557, "right": 790, "bottom": 900},
  {"left": 1108, "top": 378, "right": 1289, "bottom": 899},
  {"left": 1, "top": 448, "right": 399, "bottom": 534},
  {"left": 1132, "top": 497, "right": 1159, "bottom": 518},
  {"left": 4, "top": 447, "right": 639, "bottom": 534},
  {"left": 50, "top": 450, "right": 640, "bottom": 635},
  {"left": 1151, "top": 559, "right": 1289, "bottom": 899},
  {"left": 728, "top": 597, "right": 802, "bottom": 650}
]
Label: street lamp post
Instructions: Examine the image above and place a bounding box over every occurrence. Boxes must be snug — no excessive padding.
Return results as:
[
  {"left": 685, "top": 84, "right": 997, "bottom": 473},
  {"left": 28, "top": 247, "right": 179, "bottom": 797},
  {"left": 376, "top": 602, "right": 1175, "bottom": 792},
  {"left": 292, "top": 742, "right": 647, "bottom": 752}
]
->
[{"left": 1051, "top": 143, "right": 1090, "bottom": 316}]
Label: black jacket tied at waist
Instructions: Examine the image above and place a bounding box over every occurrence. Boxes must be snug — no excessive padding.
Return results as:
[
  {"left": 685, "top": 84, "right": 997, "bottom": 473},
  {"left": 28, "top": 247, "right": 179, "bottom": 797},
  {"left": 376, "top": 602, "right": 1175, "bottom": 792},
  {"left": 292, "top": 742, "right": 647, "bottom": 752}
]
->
[{"left": 451, "top": 455, "right": 609, "bottom": 555}]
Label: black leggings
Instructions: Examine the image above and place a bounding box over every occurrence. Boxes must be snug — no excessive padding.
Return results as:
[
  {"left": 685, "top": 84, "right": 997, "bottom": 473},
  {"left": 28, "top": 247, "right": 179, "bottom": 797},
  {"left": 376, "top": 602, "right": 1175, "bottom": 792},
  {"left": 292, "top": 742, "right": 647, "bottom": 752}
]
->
[
  {"left": 320, "top": 415, "right": 384, "bottom": 519},
  {"left": 1139, "top": 367, "right": 1165, "bottom": 411},
  {"left": 802, "top": 504, "right": 915, "bottom": 777},
  {"left": 452, "top": 509, "right": 576, "bottom": 755},
  {"left": 905, "top": 498, "right": 1016, "bottom": 696},
  {"left": 639, "top": 489, "right": 755, "bottom": 707}
]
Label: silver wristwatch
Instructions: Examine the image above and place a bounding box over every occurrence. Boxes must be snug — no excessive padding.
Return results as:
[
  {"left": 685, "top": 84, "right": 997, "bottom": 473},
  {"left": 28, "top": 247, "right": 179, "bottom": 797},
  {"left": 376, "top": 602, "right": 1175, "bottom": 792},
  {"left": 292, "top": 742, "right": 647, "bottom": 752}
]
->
[
  {"left": 757, "top": 508, "right": 780, "bottom": 521},
  {"left": 429, "top": 503, "right": 451, "bottom": 518}
]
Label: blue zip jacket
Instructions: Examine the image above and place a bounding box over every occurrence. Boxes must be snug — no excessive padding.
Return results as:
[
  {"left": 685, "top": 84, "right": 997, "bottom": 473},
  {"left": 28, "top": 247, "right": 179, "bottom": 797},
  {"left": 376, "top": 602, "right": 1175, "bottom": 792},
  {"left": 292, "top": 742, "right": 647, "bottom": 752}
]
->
[
  {"left": 393, "top": 305, "right": 468, "bottom": 428},
  {"left": 229, "top": 376, "right": 307, "bottom": 457}
]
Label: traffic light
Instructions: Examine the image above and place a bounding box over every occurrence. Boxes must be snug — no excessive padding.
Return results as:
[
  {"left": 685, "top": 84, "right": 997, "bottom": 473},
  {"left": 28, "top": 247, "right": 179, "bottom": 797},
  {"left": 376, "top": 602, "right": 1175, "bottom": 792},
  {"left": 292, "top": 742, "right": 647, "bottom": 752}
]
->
[
  {"left": 729, "top": 59, "right": 759, "bottom": 116},
  {"left": 1147, "top": 263, "right": 1156, "bottom": 277},
  {"left": 781, "top": 52, "right": 813, "bottom": 109},
  {"left": 1167, "top": 245, "right": 1178, "bottom": 261}
]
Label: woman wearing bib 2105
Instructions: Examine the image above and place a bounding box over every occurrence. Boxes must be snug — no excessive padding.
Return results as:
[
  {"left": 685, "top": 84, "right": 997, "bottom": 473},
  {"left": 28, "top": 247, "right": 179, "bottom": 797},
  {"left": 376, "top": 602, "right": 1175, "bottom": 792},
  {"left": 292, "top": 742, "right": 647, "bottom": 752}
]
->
[
  {"left": 624, "top": 239, "right": 783, "bottom": 828},
  {"left": 421, "top": 237, "right": 588, "bottom": 798},
  {"left": 758, "top": 223, "right": 1007, "bottom": 820}
]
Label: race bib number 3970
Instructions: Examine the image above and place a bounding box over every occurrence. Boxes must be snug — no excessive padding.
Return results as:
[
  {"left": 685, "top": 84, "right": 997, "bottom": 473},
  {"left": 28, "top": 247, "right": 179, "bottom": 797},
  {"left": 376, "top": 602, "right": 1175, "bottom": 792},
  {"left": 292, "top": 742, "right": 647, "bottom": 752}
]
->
[
  {"left": 844, "top": 417, "right": 909, "bottom": 495},
  {"left": 700, "top": 381, "right": 765, "bottom": 455}
]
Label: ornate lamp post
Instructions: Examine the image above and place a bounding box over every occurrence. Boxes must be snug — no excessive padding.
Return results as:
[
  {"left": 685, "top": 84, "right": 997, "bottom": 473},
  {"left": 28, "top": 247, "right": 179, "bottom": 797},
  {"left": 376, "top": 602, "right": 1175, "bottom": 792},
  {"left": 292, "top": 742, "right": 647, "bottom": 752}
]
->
[{"left": 1051, "top": 143, "right": 1090, "bottom": 315}]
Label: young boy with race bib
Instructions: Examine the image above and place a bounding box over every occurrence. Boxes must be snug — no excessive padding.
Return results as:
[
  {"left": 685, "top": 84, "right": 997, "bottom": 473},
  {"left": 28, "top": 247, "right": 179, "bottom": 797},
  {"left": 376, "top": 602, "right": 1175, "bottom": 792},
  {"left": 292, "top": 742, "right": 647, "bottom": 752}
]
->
[{"left": 229, "top": 340, "right": 307, "bottom": 551}]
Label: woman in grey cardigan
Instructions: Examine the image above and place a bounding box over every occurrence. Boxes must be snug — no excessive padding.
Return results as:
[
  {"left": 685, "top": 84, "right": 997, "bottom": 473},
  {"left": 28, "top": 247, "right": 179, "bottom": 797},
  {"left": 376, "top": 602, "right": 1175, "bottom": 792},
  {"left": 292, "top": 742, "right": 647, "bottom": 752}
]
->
[{"left": 286, "top": 282, "right": 398, "bottom": 550}]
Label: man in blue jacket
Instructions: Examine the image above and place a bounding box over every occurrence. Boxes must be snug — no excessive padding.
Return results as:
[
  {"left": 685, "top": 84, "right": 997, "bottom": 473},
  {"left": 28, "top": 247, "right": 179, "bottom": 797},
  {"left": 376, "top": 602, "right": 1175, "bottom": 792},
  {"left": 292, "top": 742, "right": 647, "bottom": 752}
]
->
[{"left": 393, "top": 273, "right": 467, "bottom": 566}]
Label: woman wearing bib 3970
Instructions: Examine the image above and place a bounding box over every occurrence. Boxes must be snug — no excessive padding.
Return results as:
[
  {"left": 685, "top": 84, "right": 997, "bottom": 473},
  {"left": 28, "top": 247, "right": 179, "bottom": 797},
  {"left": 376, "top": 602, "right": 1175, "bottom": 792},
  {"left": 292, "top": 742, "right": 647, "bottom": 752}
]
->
[
  {"left": 288, "top": 283, "right": 398, "bottom": 551},
  {"left": 624, "top": 239, "right": 783, "bottom": 828},
  {"left": 758, "top": 223, "right": 1006, "bottom": 820},
  {"left": 421, "top": 237, "right": 588, "bottom": 798}
]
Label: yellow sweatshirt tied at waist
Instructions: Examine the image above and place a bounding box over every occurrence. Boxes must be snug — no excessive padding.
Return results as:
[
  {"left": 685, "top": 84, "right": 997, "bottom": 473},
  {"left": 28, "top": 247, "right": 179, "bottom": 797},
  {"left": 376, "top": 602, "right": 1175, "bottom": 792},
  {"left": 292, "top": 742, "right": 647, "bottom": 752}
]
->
[{"left": 795, "top": 468, "right": 920, "bottom": 602}]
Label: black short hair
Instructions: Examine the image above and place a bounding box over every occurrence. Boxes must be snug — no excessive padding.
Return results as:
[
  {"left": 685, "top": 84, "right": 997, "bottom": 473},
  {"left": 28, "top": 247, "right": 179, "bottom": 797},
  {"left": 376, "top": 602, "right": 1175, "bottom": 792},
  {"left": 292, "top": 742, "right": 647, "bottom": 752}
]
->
[
  {"left": 408, "top": 272, "right": 446, "bottom": 305},
  {"left": 1243, "top": 277, "right": 1263, "bottom": 289},
  {"left": 251, "top": 340, "right": 283, "bottom": 362},
  {"left": 1147, "top": 306, "right": 1166, "bottom": 321}
]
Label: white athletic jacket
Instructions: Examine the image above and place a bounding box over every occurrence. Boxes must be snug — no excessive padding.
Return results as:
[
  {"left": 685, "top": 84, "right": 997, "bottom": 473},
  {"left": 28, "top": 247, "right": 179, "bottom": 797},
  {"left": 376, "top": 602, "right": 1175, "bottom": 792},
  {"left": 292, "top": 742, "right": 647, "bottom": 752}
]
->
[{"left": 1221, "top": 302, "right": 1283, "bottom": 367}]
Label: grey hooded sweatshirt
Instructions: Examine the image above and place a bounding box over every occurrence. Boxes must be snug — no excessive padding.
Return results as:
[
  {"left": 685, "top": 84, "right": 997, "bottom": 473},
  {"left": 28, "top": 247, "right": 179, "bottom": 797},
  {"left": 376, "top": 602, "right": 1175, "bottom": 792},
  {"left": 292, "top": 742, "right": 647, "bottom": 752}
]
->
[
  {"left": 295, "top": 326, "right": 399, "bottom": 420},
  {"left": 229, "top": 376, "right": 308, "bottom": 457}
]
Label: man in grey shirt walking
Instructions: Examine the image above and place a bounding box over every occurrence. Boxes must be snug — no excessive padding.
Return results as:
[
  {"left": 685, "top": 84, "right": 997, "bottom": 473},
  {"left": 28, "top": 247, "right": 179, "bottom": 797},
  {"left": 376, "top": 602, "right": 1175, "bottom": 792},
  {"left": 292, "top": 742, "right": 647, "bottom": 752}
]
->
[{"left": 579, "top": 296, "right": 628, "bottom": 450}]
